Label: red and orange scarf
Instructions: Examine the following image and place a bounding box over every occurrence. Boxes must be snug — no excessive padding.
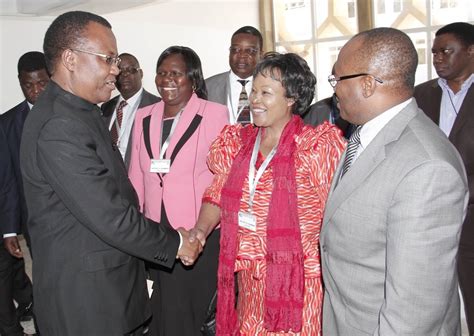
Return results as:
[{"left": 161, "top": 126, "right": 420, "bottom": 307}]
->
[{"left": 217, "top": 115, "right": 305, "bottom": 335}]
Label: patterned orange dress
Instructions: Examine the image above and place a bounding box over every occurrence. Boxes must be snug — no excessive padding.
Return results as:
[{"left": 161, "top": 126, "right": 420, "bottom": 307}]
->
[{"left": 203, "top": 121, "right": 345, "bottom": 335}]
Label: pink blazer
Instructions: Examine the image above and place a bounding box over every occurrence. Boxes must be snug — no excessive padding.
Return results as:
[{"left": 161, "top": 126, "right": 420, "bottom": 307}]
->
[{"left": 128, "top": 93, "right": 229, "bottom": 229}]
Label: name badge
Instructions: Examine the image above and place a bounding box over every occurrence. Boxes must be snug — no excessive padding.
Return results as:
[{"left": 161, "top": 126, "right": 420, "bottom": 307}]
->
[
  {"left": 238, "top": 211, "right": 257, "bottom": 231},
  {"left": 150, "top": 159, "right": 170, "bottom": 173}
]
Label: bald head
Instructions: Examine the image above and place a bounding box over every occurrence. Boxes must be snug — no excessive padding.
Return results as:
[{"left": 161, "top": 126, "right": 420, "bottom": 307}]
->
[{"left": 351, "top": 27, "right": 418, "bottom": 95}]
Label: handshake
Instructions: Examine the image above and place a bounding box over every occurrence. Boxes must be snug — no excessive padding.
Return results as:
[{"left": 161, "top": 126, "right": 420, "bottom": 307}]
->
[{"left": 176, "top": 227, "right": 207, "bottom": 266}]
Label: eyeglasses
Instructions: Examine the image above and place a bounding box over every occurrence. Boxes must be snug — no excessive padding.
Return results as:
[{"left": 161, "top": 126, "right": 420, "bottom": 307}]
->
[
  {"left": 229, "top": 46, "right": 260, "bottom": 56},
  {"left": 70, "top": 48, "right": 121, "bottom": 66},
  {"left": 119, "top": 67, "right": 141, "bottom": 75},
  {"left": 328, "top": 73, "right": 383, "bottom": 88}
]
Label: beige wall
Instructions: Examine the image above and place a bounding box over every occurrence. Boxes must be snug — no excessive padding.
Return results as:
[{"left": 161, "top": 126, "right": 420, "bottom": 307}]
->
[{"left": 0, "top": 0, "right": 259, "bottom": 112}]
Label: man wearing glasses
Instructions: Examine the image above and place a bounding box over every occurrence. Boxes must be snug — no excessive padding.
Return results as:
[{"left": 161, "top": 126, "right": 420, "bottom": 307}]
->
[
  {"left": 20, "top": 11, "right": 201, "bottom": 336},
  {"left": 206, "top": 26, "right": 263, "bottom": 124},
  {"left": 101, "top": 53, "right": 160, "bottom": 169},
  {"left": 321, "top": 27, "right": 468, "bottom": 335}
]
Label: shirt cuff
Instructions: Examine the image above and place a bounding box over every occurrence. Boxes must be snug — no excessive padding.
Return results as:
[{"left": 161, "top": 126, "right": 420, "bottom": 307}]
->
[
  {"left": 177, "top": 230, "right": 183, "bottom": 250},
  {"left": 3, "top": 233, "right": 17, "bottom": 238}
]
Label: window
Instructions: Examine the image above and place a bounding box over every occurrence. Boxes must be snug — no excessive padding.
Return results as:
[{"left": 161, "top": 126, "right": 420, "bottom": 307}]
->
[{"left": 267, "top": 0, "right": 474, "bottom": 100}]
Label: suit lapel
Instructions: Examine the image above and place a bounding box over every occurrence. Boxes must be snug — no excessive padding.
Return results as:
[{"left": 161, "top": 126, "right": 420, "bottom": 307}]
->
[
  {"left": 449, "top": 85, "right": 474, "bottom": 141},
  {"left": 323, "top": 100, "right": 418, "bottom": 224},
  {"left": 164, "top": 93, "right": 201, "bottom": 160}
]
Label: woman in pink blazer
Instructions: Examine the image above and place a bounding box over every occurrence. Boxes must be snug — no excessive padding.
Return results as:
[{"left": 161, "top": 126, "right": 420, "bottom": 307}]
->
[{"left": 128, "top": 46, "right": 229, "bottom": 336}]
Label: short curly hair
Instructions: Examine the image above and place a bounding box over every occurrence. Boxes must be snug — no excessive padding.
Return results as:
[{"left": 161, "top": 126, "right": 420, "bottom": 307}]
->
[
  {"left": 43, "top": 11, "right": 111, "bottom": 74},
  {"left": 253, "top": 52, "right": 316, "bottom": 116}
]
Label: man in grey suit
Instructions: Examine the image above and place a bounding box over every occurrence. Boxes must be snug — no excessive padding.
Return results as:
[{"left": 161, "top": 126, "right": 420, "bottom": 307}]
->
[
  {"left": 321, "top": 27, "right": 468, "bottom": 335},
  {"left": 101, "top": 52, "right": 160, "bottom": 168},
  {"left": 206, "top": 26, "right": 262, "bottom": 124},
  {"left": 20, "top": 11, "right": 201, "bottom": 336}
]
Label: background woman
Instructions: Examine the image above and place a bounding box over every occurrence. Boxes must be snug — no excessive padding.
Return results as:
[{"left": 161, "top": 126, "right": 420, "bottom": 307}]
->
[
  {"left": 128, "top": 46, "right": 228, "bottom": 335},
  {"left": 190, "top": 52, "right": 345, "bottom": 335}
]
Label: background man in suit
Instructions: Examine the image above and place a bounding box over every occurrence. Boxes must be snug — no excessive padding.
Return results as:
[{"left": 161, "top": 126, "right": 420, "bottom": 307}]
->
[
  {"left": 0, "top": 51, "right": 49, "bottom": 336},
  {"left": 414, "top": 21, "right": 474, "bottom": 335},
  {"left": 321, "top": 27, "right": 468, "bottom": 335},
  {"left": 206, "top": 26, "right": 263, "bottom": 124},
  {"left": 101, "top": 53, "right": 160, "bottom": 168},
  {"left": 0, "top": 129, "right": 31, "bottom": 336},
  {"left": 20, "top": 11, "right": 201, "bottom": 336}
]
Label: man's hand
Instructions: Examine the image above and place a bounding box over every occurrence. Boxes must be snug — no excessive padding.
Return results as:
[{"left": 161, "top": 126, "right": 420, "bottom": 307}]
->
[
  {"left": 177, "top": 228, "right": 202, "bottom": 266},
  {"left": 4, "top": 236, "right": 23, "bottom": 258}
]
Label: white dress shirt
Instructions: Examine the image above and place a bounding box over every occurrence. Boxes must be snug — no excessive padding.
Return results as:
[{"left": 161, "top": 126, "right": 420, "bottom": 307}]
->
[
  {"left": 227, "top": 71, "right": 253, "bottom": 124},
  {"left": 438, "top": 74, "right": 473, "bottom": 136},
  {"left": 108, "top": 87, "right": 143, "bottom": 160}
]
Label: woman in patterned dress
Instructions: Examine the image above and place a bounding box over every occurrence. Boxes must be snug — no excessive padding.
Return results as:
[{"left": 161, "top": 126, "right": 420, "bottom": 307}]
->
[{"left": 190, "top": 52, "right": 345, "bottom": 335}]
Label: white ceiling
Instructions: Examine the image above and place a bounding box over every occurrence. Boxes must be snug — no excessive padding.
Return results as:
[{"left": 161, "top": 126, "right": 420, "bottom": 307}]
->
[{"left": 0, "top": 0, "right": 163, "bottom": 16}]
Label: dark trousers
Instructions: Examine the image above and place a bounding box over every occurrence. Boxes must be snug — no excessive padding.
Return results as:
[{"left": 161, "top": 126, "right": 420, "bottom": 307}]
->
[
  {"left": 0, "top": 240, "right": 33, "bottom": 336},
  {"left": 459, "top": 206, "right": 474, "bottom": 336},
  {"left": 148, "top": 229, "right": 220, "bottom": 336}
]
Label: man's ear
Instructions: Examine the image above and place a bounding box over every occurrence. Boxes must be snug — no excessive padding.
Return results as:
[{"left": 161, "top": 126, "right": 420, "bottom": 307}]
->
[
  {"left": 361, "top": 75, "right": 377, "bottom": 98},
  {"left": 61, "top": 49, "right": 76, "bottom": 71}
]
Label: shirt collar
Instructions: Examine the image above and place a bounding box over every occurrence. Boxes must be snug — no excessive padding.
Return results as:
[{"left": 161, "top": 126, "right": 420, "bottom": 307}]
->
[
  {"left": 438, "top": 73, "right": 473, "bottom": 94},
  {"left": 359, "top": 98, "right": 412, "bottom": 150},
  {"left": 119, "top": 87, "right": 143, "bottom": 107},
  {"left": 229, "top": 71, "right": 252, "bottom": 83}
]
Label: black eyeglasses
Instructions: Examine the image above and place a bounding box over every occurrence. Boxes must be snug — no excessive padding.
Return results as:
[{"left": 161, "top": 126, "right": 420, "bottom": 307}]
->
[
  {"left": 328, "top": 73, "right": 383, "bottom": 88},
  {"left": 119, "top": 67, "right": 141, "bottom": 75},
  {"left": 229, "top": 46, "right": 260, "bottom": 56},
  {"left": 70, "top": 48, "right": 121, "bottom": 66}
]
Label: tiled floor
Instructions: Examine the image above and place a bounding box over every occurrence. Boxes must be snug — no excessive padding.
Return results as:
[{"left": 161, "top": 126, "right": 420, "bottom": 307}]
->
[{"left": 17, "top": 237, "right": 471, "bottom": 336}]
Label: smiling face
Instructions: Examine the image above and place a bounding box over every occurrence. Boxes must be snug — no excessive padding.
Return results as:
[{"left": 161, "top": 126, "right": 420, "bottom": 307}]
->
[
  {"left": 249, "top": 71, "right": 294, "bottom": 133},
  {"left": 155, "top": 53, "right": 193, "bottom": 113},
  {"left": 432, "top": 33, "right": 473, "bottom": 82},
  {"left": 67, "top": 22, "right": 120, "bottom": 104}
]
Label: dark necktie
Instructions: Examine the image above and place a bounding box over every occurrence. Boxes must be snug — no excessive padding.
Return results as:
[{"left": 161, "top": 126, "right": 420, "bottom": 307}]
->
[
  {"left": 236, "top": 79, "right": 251, "bottom": 124},
  {"left": 110, "top": 100, "right": 127, "bottom": 145},
  {"left": 341, "top": 125, "right": 361, "bottom": 178}
]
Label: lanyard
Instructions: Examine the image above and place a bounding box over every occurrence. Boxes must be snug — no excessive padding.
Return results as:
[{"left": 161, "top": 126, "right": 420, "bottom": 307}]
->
[
  {"left": 159, "top": 110, "right": 182, "bottom": 160},
  {"left": 248, "top": 129, "right": 277, "bottom": 210}
]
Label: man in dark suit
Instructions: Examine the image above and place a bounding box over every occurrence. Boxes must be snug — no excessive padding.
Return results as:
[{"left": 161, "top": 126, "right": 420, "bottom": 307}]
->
[
  {"left": 414, "top": 21, "right": 474, "bottom": 335},
  {"left": 20, "top": 11, "right": 201, "bottom": 336},
  {"left": 206, "top": 26, "right": 263, "bottom": 124},
  {"left": 0, "top": 128, "right": 29, "bottom": 336},
  {"left": 303, "top": 94, "right": 355, "bottom": 139},
  {"left": 0, "top": 51, "right": 49, "bottom": 336},
  {"left": 101, "top": 53, "right": 160, "bottom": 168}
]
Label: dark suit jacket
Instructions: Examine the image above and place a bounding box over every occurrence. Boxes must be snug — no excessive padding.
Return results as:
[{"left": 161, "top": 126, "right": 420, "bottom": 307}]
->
[
  {"left": 303, "top": 96, "right": 355, "bottom": 139},
  {"left": 0, "top": 100, "right": 30, "bottom": 236},
  {"left": 0, "top": 126, "right": 20, "bottom": 237},
  {"left": 414, "top": 78, "right": 474, "bottom": 255},
  {"left": 101, "top": 89, "right": 160, "bottom": 168},
  {"left": 20, "top": 81, "right": 179, "bottom": 336},
  {"left": 206, "top": 71, "right": 229, "bottom": 106}
]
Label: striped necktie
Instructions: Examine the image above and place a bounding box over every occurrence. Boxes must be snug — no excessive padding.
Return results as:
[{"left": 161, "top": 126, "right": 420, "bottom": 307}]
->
[
  {"left": 236, "top": 79, "right": 251, "bottom": 124},
  {"left": 341, "top": 125, "right": 361, "bottom": 178},
  {"left": 110, "top": 100, "right": 127, "bottom": 145}
]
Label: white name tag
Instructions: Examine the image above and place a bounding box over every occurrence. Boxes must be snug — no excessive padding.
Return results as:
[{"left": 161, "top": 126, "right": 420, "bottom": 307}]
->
[
  {"left": 238, "top": 211, "right": 257, "bottom": 231},
  {"left": 150, "top": 159, "right": 170, "bottom": 173}
]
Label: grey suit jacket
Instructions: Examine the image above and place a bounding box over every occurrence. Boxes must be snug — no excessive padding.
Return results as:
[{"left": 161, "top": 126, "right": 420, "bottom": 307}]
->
[
  {"left": 321, "top": 99, "right": 468, "bottom": 335},
  {"left": 206, "top": 71, "right": 229, "bottom": 106},
  {"left": 20, "top": 81, "right": 178, "bottom": 335},
  {"left": 101, "top": 89, "right": 160, "bottom": 169}
]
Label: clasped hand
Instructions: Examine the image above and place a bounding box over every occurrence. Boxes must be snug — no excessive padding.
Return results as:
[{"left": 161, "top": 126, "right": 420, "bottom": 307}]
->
[{"left": 176, "top": 228, "right": 203, "bottom": 266}]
